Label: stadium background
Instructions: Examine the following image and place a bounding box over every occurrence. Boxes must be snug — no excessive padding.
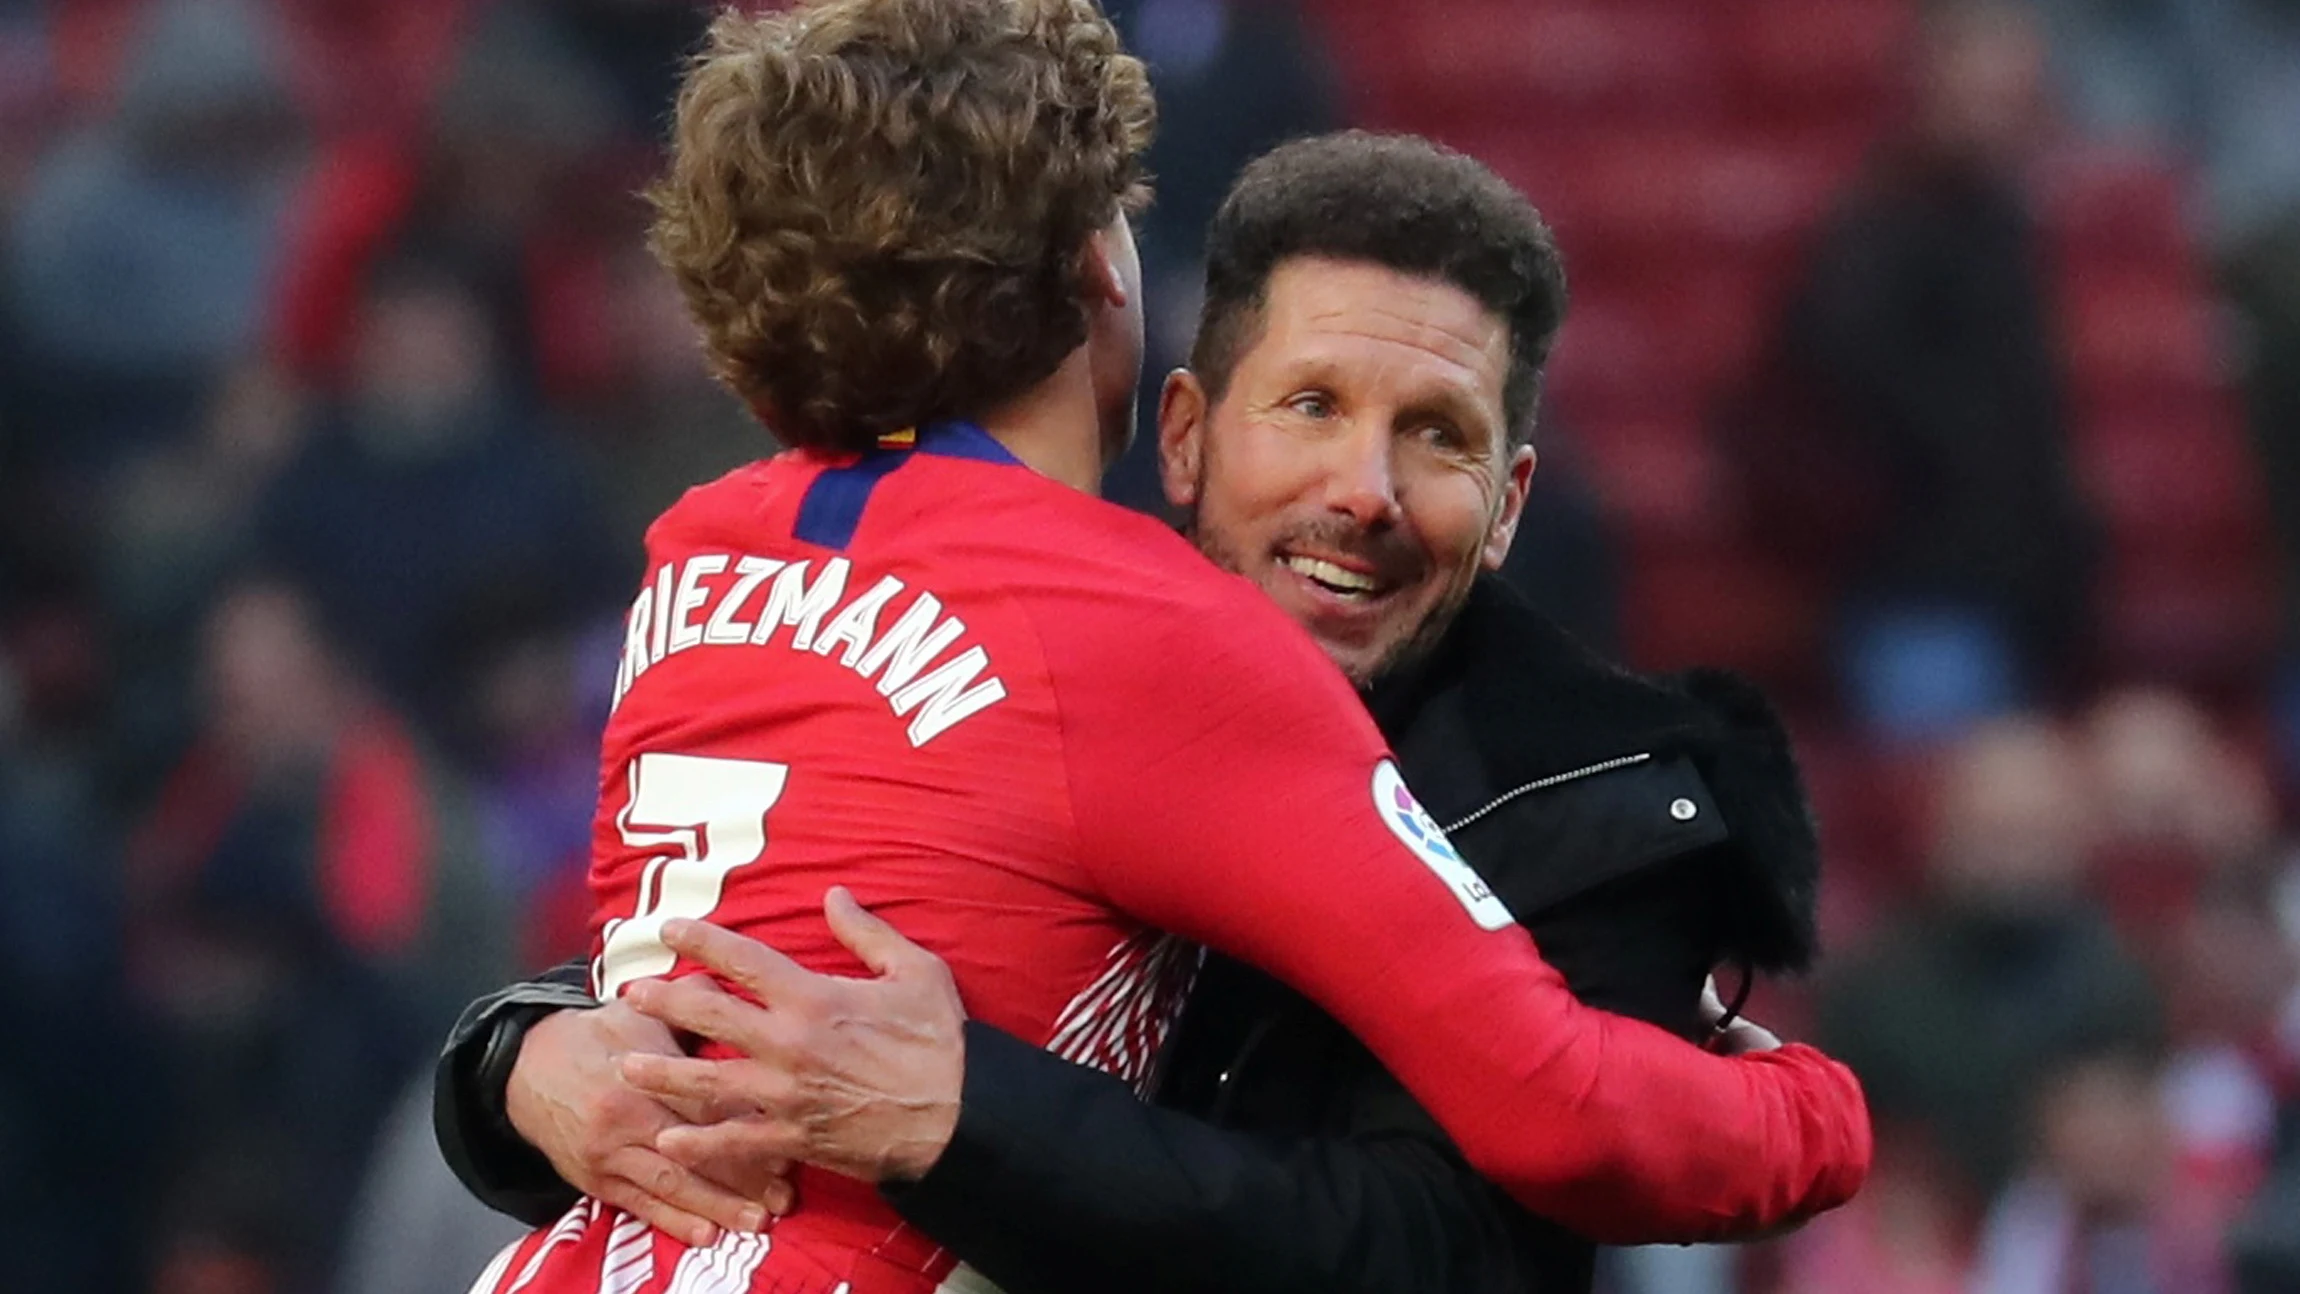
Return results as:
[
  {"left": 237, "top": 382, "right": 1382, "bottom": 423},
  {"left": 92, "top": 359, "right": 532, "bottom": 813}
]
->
[{"left": 2, "top": 0, "right": 2297, "bottom": 1291}]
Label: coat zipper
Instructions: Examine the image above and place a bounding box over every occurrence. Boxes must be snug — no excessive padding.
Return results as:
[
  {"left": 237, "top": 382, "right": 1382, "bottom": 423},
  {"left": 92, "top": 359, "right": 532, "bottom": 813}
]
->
[{"left": 1442, "top": 752, "right": 1653, "bottom": 834}]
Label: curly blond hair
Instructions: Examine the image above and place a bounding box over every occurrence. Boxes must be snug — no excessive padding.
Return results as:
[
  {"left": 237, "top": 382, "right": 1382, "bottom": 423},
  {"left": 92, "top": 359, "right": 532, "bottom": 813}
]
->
[{"left": 647, "top": 0, "right": 1155, "bottom": 452}]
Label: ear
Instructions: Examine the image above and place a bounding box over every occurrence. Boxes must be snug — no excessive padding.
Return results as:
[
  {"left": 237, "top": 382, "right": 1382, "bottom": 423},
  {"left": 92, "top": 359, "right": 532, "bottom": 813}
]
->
[
  {"left": 1080, "top": 228, "right": 1131, "bottom": 311},
  {"left": 1158, "top": 368, "right": 1208, "bottom": 510},
  {"left": 1481, "top": 443, "right": 1537, "bottom": 570}
]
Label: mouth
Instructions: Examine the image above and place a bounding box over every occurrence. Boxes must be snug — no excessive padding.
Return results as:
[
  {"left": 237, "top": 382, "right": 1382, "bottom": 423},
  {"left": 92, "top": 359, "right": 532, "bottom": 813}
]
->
[{"left": 1276, "top": 550, "right": 1399, "bottom": 604}]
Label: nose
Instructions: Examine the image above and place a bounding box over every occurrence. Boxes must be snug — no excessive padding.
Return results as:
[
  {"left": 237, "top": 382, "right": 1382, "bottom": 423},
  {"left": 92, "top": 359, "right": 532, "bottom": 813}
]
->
[{"left": 1320, "top": 422, "right": 1402, "bottom": 529}]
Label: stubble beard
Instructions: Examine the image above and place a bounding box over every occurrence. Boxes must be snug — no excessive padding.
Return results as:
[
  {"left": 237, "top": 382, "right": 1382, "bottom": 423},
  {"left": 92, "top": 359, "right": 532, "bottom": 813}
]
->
[{"left": 1181, "top": 482, "right": 1473, "bottom": 692}]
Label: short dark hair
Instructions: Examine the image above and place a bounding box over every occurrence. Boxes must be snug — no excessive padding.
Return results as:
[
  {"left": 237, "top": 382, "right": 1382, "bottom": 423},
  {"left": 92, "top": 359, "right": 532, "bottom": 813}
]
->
[{"left": 1190, "top": 131, "right": 1567, "bottom": 447}]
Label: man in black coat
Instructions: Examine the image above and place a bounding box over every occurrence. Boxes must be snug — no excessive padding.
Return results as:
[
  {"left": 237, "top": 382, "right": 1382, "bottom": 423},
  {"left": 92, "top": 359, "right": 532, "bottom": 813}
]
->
[{"left": 434, "top": 132, "right": 1837, "bottom": 1293}]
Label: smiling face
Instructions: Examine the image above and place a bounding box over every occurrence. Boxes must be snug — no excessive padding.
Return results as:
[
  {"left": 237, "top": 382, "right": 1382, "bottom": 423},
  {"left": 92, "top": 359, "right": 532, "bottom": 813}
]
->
[{"left": 1161, "top": 256, "right": 1534, "bottom": 686}]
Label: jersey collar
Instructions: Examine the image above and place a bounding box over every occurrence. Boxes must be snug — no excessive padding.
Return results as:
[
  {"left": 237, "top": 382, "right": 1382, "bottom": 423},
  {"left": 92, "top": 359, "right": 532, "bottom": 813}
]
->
[{"left": 900, "top": 420, "right": 1022, "bottom": 467}]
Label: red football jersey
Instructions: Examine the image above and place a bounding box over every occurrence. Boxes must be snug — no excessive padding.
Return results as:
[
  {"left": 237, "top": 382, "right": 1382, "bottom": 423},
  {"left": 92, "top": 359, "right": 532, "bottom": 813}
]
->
[{"left": 475, "top": 422, "right": 1869, "bottom": 1294}]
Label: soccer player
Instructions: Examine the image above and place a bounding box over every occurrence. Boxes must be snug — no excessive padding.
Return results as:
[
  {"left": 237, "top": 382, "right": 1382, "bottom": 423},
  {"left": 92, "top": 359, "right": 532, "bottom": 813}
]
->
[{"left": 470, "top": 4, "right": 1868, "bottom": 1292}]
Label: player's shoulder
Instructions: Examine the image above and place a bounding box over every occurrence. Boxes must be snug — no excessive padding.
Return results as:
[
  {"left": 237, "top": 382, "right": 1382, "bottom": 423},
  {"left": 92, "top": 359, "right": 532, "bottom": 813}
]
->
[
  {"left": 995, "top": 494, "right": 1339, "bottom": 683},
  {"left": 640, "top": 454, "right": 802, "bottom": 555},
  {"left": 1005, "top": 497, "right": 1381, "bottom": 779},
  {"left": 989, "top": 489, "right": 1283, "bottom": 621}
]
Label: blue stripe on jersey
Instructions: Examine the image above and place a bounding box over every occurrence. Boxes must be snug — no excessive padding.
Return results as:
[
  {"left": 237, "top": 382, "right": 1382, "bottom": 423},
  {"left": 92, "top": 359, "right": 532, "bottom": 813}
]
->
[
  {"left": 791, "top": 421, "right": 1020, "bottom": 548},
  {"left": 918, "top": 419, "right": 1022, "bottom": 465},
  {"left": 792, "top": 450, "right": 909, "bottom": 549}
]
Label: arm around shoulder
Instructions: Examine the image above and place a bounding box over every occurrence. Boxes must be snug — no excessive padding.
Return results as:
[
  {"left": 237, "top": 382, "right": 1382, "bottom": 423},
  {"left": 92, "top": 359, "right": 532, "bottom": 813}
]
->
[{"left": 887, "top": 1022, "right": 1547, "bottom": 1294}]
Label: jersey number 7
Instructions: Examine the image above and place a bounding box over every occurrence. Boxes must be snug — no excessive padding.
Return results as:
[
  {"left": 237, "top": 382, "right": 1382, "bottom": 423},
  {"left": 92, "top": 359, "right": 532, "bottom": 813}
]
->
[{"left": 595, "top": 752, "right": 790, "bottom": 998}]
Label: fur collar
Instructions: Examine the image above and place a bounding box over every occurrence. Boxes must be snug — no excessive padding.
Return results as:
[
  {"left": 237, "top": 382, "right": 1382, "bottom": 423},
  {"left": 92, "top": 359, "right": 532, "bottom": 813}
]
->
[{"left": 1371, "top": 577, "right": 1824, "bottom": 972}]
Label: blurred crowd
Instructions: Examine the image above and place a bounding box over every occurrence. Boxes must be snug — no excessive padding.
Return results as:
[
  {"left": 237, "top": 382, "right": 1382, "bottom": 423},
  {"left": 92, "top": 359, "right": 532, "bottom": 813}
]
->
[{"left": 0, "top": 2, "right": 2294, "bottom": 1293}]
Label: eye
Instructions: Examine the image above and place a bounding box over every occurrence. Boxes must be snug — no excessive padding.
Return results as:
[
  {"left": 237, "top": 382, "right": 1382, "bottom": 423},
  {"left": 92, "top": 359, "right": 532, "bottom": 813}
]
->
[
  {"left": 1286, "top": 391, "right": 1336, "bottom": 420},
  {"left": 1412, "top": 421, "right": 1468, "bottom": 451}
]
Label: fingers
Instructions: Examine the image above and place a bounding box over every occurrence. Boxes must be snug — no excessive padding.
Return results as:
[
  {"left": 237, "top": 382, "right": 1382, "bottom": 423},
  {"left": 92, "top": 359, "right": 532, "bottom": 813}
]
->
[
  {"left": 622, "top": 1052, "right": 776, "bottom": 1116},
  {"left": 1699, "top": 975, "right": 1726, "bottom": 1024},
  {"left": 590, "top": 1173, "right": 721, "bottom": 1249},
  {"left": 601, "top": 1144, "right": 771, "bottom": 1239},
  {"left": 625, "top": 975, "right": 777, "bottom": 1057},
  {"left": 822, "top": 886, "right": 920, "bottom": 978},
  {"left": 1717, "top": 1018, "right": 1784, "bottom": 1057},
  {"left": 651, "top": 1084, "right": 739, "bottom": 1128},
  {"left": 658, "top": 1122, "right": 801, "bottom": 1216},
  {"left": 659, "top": 919, "right": 813, "bottom": 1007},
  {"left": 760, "top": 1176, "right": 795, "bottom": 1219},
  {"left": 590, "top": 997, "right": 686, "bottom": 1055},
  {"left": 622, "top": 1057, "right": 802, "bottom": 1218}
]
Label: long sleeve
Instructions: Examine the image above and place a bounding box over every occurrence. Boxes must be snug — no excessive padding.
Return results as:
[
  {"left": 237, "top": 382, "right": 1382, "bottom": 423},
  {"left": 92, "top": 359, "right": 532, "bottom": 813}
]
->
[
  {"left": 1038, "top": 591, "right": 1871, "bottom": 1242},
  {"left": 432, "top": 956, "right": 595, "bottom": 1225},
  {"left": 886, "top": 856, "right": 1735, "bottom": 1294},
  {"left": 887, "top": 1022, "right": 1546, "bottom": 1294}
]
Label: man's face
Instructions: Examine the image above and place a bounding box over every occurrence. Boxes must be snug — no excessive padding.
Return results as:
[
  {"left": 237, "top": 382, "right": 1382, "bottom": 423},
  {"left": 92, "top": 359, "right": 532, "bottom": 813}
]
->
[{"left": 1160, "top": 257, "right": 1534, "bottom": 686}]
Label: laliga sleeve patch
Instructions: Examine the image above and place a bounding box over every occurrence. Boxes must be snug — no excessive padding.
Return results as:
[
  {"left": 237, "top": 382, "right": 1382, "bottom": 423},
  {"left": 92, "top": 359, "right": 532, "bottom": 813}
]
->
[{"left": 1371, "top": 759, "right": 1514, "bottom": 931}]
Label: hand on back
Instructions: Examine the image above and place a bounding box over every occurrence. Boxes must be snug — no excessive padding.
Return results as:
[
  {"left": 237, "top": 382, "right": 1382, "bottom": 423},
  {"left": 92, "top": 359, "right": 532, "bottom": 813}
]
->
[
  {"left": 619, "top": 887, "right": 970, "bottom": 1186},
  {"left": 505, "top": 996, "right": 793, "bottom": 1245}
]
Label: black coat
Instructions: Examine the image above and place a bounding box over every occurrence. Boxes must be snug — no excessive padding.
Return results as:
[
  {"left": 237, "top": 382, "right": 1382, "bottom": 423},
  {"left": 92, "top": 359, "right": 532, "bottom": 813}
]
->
[{"left": 436, "top": 576, "right": 1822, "bottom": 1293}]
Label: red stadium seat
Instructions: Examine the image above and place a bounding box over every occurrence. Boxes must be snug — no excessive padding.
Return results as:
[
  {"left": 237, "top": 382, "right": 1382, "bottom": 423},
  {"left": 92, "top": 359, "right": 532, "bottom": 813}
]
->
[
  {"left": 1679, "top": 136, "right": 1858, "bottom": 259},
  {"left": 1328, "top": 1, "right": 1722, "bottom": 132},
  {"left": 1794, "top": 726, "right": 1937, "bottom": 892},
  {"left": 1574, "top": 407, "right": 1726, "bottom": 543},
  {"left": 1719, "top": 0, "right": 1916, "bottom": 127},
  {"left": 1641, "top": 267, "right": 1775, "bottom": 397},
  {"left": 2039, "top": 149, "right": 2197, "bottom": 268},
  {"left": 1545, "top": 270, "right": 1775, "bottom": 447},
  {"left": 1541, "top": 290, "right": 1672, "bottom": 415},
  {"left": 1623, "top": 548, "right": 1823, "bottom": 686},
  {"left": 2100, "top": 552, "right": 2280, "bottom": 687},
  {"left": 1456, "top": 126, "right": 1857, "bottom": 280},
  {"left": 2058, "top": 265, "right": 2230, "bottom": 405},
  {"left": 2074, "top": 405, "right": 2267, "bottom": 556}
]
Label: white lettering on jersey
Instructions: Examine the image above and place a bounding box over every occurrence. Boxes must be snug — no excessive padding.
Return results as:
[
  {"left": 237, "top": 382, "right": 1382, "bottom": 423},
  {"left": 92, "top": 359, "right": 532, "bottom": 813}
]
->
[
  {"left": 1371, "top": 759, "right": 1514, "bottom": 931},
  {"left": 888, "top": 645, "right": 1007, "bottom": 747},
  {"left": 855, "top": 590, "right": 966, "bottom": 696},
  {"left": 610, "top": 552, "right": 1005, "bottom": 745},
  {"left": 811, "top": 574, "right": 905, "bottom": 667},
  {"left": 752, "top": 557, "right": 850, "bottom": 651},
  {"left": 667, "top": 555, "right": 727, "bottom": 656},
  {"left": 649, "top": 563, "right": 675, "bottom": 664},
  {"left": 612, "top": 585, "right": 655, "bottom": 709},
  {"left": 703, "top": 556, "right": 783, "bottom": 645}
]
